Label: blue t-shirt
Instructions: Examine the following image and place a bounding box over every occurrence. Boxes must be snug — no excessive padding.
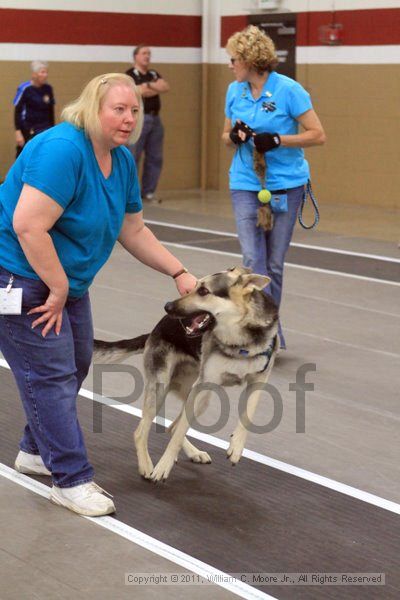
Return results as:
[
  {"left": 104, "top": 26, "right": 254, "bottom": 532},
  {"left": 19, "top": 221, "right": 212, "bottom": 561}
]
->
[
  {"left": 225, "top": 71, "right": 313, "bottom": 191},
  {"left": 0, "top": 122, "right": 142, "bottom": 297}
]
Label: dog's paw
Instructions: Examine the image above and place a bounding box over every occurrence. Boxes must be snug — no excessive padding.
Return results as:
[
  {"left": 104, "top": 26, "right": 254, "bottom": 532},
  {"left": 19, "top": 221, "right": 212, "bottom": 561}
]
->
[
  {"left": 190, "top": 450, "right": 212, "bottom": 464},
  {"left": 150, "top": 455, "right": 175, "bottom": 482},
  {"left": 182, "top": 438, "right": 212, "bottom": 464},
  {"left": 226, "top": 431, "right": 246, "bottom": 465},
  {"left": 136, "top": 450, "right": 154, "bottom": 479},
  {"left": 138, "top": 458, "right": 154, "bottom": 479}
]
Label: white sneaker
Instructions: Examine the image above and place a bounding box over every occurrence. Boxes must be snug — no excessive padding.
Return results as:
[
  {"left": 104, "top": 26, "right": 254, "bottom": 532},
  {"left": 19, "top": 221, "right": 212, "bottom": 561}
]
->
[
  {"left": 14, "top": 450, "right": 51, "bottom": 476},
  {"left": 50, "top": 482, "right": 116, "bottom": 516},
  {"left": 142, "top": 193, "right": 161, "bottom": 204}
]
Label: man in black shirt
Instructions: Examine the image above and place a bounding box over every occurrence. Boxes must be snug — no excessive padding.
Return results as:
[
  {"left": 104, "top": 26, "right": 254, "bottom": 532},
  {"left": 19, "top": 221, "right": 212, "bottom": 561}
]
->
[
  {"left": 14, "top": 61, "right": 55, "bottom": 158},
  {"left": 126, "top": 45, "right": 170, "bottom": 203}
]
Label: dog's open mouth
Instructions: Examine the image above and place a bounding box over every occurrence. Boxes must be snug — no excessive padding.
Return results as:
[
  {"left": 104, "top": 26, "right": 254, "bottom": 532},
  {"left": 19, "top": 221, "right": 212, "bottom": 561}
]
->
[{"left": 180, "top": 312, "right": 214, "bottom": 337}]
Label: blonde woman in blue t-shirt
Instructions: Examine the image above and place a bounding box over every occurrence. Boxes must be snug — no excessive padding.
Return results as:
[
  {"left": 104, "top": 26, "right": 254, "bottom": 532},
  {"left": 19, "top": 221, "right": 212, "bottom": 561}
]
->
[
  {"left": 0, "top": 73, "right": 196, "bottom": 516},
  {"left": 222, "top": 26, "right": 326, "bottom": 350}
]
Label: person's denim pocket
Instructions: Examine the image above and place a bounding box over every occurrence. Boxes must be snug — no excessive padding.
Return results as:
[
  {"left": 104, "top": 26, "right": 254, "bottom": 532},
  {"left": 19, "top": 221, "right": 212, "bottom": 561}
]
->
[{"left": 270, "top": 193, "right": 288, "bottom": 213}]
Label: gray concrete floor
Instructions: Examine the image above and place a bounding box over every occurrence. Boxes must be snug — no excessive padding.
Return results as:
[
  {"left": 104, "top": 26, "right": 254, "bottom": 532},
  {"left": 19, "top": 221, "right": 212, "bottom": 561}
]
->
[
  {"left": 1, "top": 192, "right": 399, "bottom": 599},
  {"left": 0, "top": 477, "right": 236, "bottom": 600}
]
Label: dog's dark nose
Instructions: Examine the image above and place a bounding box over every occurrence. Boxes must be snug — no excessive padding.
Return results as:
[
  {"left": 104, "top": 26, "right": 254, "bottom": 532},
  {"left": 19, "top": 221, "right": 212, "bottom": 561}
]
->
[{"left": 164, "top": 302, "right": 174, "bottom": 314}]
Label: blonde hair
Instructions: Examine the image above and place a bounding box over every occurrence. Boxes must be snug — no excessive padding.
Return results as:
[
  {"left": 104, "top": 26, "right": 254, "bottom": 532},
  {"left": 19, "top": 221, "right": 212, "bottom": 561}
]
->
[
  {"left": 61, "top": 73, "right": 144, "bottom": 145},
  {"left": 226, "top": 25, "right": 279, "bottom": 73}
]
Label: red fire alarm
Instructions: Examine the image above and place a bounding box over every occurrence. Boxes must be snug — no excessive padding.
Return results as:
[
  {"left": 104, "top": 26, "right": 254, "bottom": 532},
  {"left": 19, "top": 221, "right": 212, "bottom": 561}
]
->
[{"left": 318, "top": 23, "right": 343, "bottom": 45}]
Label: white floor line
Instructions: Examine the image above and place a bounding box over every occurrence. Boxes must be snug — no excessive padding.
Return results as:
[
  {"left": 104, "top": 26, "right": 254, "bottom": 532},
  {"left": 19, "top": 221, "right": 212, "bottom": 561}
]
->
[
  {"left": 291, "top": 243, "right": 400, "bottom": 264},
  {"left": 92, "top": 282, "right": 165, "bottom": 301},
  {"left": 283, "top": 328, "right": 400, "bottom": 359},
  {"left": 92, "top": 317, "right": 399, "bottom": 360},
  {"left": 93, "top": 321, "right": 400, "bottom": 359},
  {"left": 75, "top": 391, "right": 400, "bottom": 516},
  {"left": 93, "top": 278, "right": 400, "bottom": 319},
  {"left": 160, "top": 241, "right": 400, "bottom": 287},
  {"left": 145, "top": 219, "right": 239, "bottom": 238},
  {"left": 309, "top": 388, "right": 400, "bottom": 424},
  {"left": 285, "top": 291, "right": 400, "bottom": 319},
  {"left": 91, "top": 277, "right": 399, "bottom": 325},
  {"left": 161, "top": 241, "right": 239, "bottom": 257},
  {"left": 285, "top": 262, "right": 400, "bottom": 287},
  {"left": 145, "top": 219, "right": 400, "bottom": 263},
  {"left": 0, "top": 464, "right": 275, "bottom": 600},
  {"left": 2, "top": 359, "right": 399, "bottom": 516}
]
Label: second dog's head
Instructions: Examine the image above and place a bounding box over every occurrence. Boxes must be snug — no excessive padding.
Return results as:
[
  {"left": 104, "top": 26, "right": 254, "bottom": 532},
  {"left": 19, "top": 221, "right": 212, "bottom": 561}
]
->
[{"left": 164, "top": 267, "right": 278, "bottom": 337}]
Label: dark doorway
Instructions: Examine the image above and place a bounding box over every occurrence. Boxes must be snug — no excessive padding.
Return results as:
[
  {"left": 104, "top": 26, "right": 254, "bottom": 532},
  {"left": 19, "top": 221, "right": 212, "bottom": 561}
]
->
[{"left": 248, "top": 13, "right": 297, "bottom": 79}]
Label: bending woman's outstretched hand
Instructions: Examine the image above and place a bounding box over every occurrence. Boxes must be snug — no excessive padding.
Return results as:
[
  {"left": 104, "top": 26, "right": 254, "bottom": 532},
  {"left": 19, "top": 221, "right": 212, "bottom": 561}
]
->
[{"left": 174, "top": 271, "right": 197, "bottom": 295}]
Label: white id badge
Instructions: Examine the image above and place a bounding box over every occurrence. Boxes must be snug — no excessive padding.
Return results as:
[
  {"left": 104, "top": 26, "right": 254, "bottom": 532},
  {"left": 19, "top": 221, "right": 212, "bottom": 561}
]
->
[{"left": 0, "top": 288, "right": 23, "bottom": 314}]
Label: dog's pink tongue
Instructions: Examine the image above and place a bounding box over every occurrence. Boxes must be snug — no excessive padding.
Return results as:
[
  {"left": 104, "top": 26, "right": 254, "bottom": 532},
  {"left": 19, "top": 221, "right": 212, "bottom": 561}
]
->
[{"left": 192, "top": 315, "right": 205, "bottom": 326}]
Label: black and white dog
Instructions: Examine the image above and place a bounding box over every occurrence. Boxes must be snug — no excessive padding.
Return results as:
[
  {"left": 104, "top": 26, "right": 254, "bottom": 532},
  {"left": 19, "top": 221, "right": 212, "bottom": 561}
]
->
[{"left": 93, "top": 267, "right": 279, "bottom": 482}]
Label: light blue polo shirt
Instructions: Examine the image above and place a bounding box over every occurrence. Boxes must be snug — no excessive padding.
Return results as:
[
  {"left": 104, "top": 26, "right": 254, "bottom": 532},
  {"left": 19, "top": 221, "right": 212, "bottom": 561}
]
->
[
  {"left": 225, "top": 71, "right": 313, "bottom": 191},
  {"left": 0, "top": 122, "right": 142, "bottom": 297}
]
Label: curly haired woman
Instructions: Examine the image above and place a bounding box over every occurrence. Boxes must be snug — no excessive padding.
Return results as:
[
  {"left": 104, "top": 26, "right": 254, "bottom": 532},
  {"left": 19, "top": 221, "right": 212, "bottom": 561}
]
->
[{"left": 222, "top": 26, "right": 326, "bottom": 350}]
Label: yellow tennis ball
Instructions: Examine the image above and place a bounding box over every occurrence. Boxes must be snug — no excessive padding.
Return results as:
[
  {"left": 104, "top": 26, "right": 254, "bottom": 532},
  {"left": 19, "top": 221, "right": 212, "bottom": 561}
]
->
[{"left": 258, "top": 189, "right": 271, "bottom": 204}]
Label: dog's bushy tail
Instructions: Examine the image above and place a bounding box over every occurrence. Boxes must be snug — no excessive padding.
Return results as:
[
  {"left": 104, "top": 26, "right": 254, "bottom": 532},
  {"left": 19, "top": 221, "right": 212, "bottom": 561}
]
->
[{"left": 93, "top": 334, "right": 149, "bottom": 364}]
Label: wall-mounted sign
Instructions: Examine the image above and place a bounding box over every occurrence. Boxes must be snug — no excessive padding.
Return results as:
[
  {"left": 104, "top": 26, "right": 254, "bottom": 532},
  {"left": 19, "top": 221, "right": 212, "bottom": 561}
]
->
[{"left": 257, "top": 0, "right": 281, "bottom": 10}]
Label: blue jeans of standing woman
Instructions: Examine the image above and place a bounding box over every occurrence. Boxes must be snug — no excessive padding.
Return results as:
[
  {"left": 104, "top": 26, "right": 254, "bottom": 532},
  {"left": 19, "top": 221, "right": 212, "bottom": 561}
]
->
[
  {"left": 231, "top": 185, "right": 304, "bottom": 349},
  {"left": 0, "top": 266, "right": 94, "bottom": 487}
]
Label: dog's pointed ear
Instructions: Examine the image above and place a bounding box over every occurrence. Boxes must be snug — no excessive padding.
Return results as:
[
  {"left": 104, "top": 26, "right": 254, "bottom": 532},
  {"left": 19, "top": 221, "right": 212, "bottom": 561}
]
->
[{"left": 241, "top": 274, "right": 271, "bottom": 295}]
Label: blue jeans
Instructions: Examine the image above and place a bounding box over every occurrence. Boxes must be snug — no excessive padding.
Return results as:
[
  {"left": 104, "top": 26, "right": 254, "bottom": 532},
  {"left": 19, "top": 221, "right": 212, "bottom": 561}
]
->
[
  {"left": 0, "top": 266, "right": 94, "bottom": 487},
  {"left": 231, "top": 186, "right": 304, "bottom": 348},
  {"left": 130, "top": 114, "right": 164, "bottom": 196}
]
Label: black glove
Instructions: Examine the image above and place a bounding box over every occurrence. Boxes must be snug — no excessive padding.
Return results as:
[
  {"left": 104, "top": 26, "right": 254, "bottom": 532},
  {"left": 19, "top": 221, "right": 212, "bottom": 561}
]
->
[
  {"left": 253, "top": 132, "right": 281, "bottom": 153},
  {"left": 229, "top": 121, "right": 254, "bottom": 145}
]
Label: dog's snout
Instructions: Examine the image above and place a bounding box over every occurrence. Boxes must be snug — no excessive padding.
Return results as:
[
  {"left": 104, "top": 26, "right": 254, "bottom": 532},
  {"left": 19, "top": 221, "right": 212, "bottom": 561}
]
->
[{"left": 164, "top": 302, "right": 174, "bottom": 314}]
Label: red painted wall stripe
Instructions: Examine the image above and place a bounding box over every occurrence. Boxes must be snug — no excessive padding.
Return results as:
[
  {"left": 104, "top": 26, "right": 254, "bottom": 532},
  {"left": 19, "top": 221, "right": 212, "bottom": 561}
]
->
[
  {"left": 296, "top": 9, "right": 400, "bottom": 46},
  {"left": 221, "top": 15, "right": 247, "bottom": 48},
  {"left": 2, "top": 8, "right": 398, "bottom": 49},
  {"left": 221, "top": 8, "right": 400, "bottom": 47},
  {"left": 0, "top": 8, "right": 201, "bottom": 47}
]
